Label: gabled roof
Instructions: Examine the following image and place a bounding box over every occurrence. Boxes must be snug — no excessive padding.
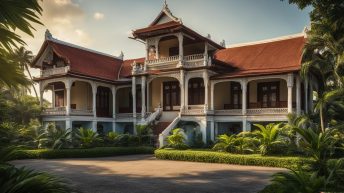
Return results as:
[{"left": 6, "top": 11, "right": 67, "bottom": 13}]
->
[
  {"left": 32, "top": 38, "right": 124, "bottom": 82},
  {"left": 149, "top": 1, "right": 182, "bottom": 26},
  {"left": 212, "top": 34, "right": 306, "bottom": 79}
]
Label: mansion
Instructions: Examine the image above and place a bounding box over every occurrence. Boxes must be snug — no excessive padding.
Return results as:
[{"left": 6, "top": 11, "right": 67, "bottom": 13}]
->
[{"left": 32, "top": 3, "right": 313, "bottom": 146}]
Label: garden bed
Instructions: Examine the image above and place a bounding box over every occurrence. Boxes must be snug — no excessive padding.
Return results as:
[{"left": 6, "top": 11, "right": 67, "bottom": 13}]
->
[
  {"left": 14, "top": 146, "right": 155, "bottom": 160},
  {"left": 155, "top": 149, "right": 313, "bottom": 169}
]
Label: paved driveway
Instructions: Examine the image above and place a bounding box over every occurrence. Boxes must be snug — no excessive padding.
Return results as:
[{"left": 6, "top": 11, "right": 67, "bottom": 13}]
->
[{"left": 12, "top": 155, "right": 284, "bottom": 193}]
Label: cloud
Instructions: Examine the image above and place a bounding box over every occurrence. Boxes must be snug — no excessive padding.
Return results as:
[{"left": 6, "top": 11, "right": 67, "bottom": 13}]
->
[{"left": 93, "top": 12, "right": 105, "bottom": 20}]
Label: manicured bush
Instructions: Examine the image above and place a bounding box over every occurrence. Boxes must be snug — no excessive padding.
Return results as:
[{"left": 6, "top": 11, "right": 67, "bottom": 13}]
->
[
  {"left": 13, "top": 146, "right": 155, "bottom": 160},
  {"left": 155, "top": 149, "right": 313, "bottom": 170}
]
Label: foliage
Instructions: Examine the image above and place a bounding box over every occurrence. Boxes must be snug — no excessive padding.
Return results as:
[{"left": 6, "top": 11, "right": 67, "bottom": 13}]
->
[
  {"left": 0, "top": 164, "right": 76, "bottom": 193},
  {"left": 135, "top": 124, "right": 154, "bottom": 145},
  {"left": 155, "top": 149, "right": 312, "bottom": 170},
  {"left": 75, "top": 128, "right": 101, "bottom": 148},
  {"left": 15, "top": 147, "right": 155, "bottom": 160},
  {"left": 0, "top": 0, "right": 43, "bottom": 88},
  {"left": 212, "top": 133, "right": 258, "bottom": 154},
  {"left": 254, "top": 123, "right": 287, "bottom": 155},
  {"left": 39, "top": 123, "right": 72, "bottom": 149},
  {"left": 166, "top": 128, "right": 189, "bottom": 150},
  {"left": 190, "top": 129, "right": 205, "bottom": 148}
]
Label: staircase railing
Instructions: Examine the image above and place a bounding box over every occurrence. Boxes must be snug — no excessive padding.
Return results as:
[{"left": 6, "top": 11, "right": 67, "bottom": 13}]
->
[
  {"left": 158, "top": 116, "right": 180, "bottom": 147},
  {"left": 141, "top": 107, "right": 162, "bottom": 125}
]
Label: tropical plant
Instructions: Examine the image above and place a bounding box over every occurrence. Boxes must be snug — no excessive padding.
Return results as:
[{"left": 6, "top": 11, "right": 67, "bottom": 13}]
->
[
  {"left": 166, "top": 128, "right": 188, "bottom": 150},
  {"left": 212, "top": 134, "right": 236, "bottom": 152},
  {"left": 0, "top": 0, "right": 43, "bottom": 88},
  {"left": 294, "top": 127, "right": 337, "bottom": 174},
  {"left": 38, "top": 123, "right": 72, "bottom": 149},
  {"left": 18, "top": 118, "right": 43, "bottom": 147},
  {"left": 135, "top": 124, "right": 153, "bottom": 145},
  {"left": 107, "top": 131, "right": 119, "bottom": 141},
  {"left": 75, "top": 128, "right": 101, "bottom": 148},
  {"left": 0, "top": 164, "right": 75, "bottom": 193},
  {"left": 254, "top": 123, "right": 286, "bottom": 155},
  {"left": 10, "top": 47, "right": 38, "bottom": 99}
]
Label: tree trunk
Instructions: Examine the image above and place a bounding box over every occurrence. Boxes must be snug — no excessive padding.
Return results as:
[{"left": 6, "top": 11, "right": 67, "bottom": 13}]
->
[
  {"left": 24, "top": 64, "right": 39, "bottom": 100},
  {"left": 320, "top": 107, "right": 325, "bottom": 133}
]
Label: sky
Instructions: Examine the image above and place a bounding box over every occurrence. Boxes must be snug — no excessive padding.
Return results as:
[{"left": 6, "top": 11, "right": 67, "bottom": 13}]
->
[{"left": 22, "top": 0, "right": 311, "bottom": 99}]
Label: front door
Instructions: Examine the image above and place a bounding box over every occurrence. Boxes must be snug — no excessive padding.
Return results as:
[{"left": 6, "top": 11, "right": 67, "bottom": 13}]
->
[{"left": 163, "top": 81, "right": 180, "bottom": 111}]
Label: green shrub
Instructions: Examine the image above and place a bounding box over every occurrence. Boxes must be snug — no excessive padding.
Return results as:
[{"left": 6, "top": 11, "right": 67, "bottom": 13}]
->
[
  {"left": 14, "top": 146, "right": 155, "bottom": 160},
  {"left": 166, "top": 128, "right": 189, "bottom": 150},
  {"left": 75, "top": 128, "right": 101, "bottom": 148},
  {"left": 155, "top": 149, "right": 313, "bottom": 170}
]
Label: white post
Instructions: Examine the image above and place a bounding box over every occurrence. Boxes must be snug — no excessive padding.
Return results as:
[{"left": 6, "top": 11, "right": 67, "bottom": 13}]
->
[
  {"left": 155, "top": 38, "right": 159, "bottom": 59},
  {"left": 287, "top": 73, "right": 294, "bottom": 113},
  {"left": 147, "top": 81, "right": 150, "bottom": 112},
  {"left": 112, "top": 122, "right": 116, "bottom": 132},
  {"left": 92, "top": 121, "right": 97, "bottom": 131},
  {"left": 204, "top": 42, "right": 208, "bottom": 66},
  {"left": 210, "top": 82, "right": 214, "bottom": 110},
  {"left": 132, "top": 76, "right": 137, "bottom": 118},
  {"left": 141, "top": 76, "right": 146, "bottom": 121},
  {"left": 210, "top": 120, "right": 215, "bottom": 141},
  {"left": 180, "top": 70, "right": 185, "bottom": 111},
  {"left": 242, "top": 118, "right": 247, "bottom": 132},
  {"left": 112, "top": 86, "right": 116, "bottom": 118},
  {"left": 65, "top": 80, "right": 71, "bottom": 116},
  {"left": 52, "top": 86, "right": 55, "bottom": 108},
  {"left": 296, "top": 76, "right": 301, "bottom": 115},
  {"left": 92, "top": 83, "right": 97, "bottom": 118},
  {"left": 241, "top": 79, "right": 247, "bottom": 115},
  {"left": 178, "top": 33, "right": 184, "bottom": 66},
  {"left": 203, "top": 70, "right": 209, "bottom": 110},
  {"left": 184, "top": 77, "right": 188, "bottom": 111},
  {"left": 65, "top": 118, "right": 72, "bottom": 129}
]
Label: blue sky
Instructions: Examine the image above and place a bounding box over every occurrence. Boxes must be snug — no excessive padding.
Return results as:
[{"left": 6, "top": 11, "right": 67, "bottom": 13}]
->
[
  {"left": 24, "top": 0, "right": 311, "bottom": 98},
  {"left": 25, "top": 0, "right": 311, "bottom": 59}
]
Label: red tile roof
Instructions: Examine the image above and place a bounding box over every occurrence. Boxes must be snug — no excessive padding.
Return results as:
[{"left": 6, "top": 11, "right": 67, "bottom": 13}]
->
[
  {"left": 133, "top": 21, "right": 181, "bottom": 35},
  {"left": 119, "top": 58, "right": 145, "bottom": 78},
  {"left": 212, "top": 35, "right": 305, "bottom": 79},
  {"left": 32, "top": 40, "right": 124, "bottom": 81}
]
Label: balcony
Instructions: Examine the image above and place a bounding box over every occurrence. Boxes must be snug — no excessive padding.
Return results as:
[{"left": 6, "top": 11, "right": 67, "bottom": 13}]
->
[
  {"left": 145, "top": 54, "right": 206, "bottom": 70},
  {"left": 70, "top": 109, "right": 93, "bottom": 116},
  {"left": 42, "top": 107, "right": 66, "bottom": 116},
  {"left": 246, "top": 108, "right": 288, "bottom": 115},
  {"left": 41, "top": 66, "right": 70, "bottom": 78}
]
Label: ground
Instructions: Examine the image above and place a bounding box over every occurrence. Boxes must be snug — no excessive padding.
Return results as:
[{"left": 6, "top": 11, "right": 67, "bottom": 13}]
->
[{"left": 12, "top": 155, "right": 285, "bottom": 193}]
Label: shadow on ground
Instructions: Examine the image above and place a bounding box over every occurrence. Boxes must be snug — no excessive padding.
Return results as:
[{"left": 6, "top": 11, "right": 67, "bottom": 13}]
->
[{"left": 12, "top": 155, "right": 284, "bottom": 193}]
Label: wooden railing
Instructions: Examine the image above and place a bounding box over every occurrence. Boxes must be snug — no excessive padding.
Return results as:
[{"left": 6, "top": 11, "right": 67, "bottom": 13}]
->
[{"left": 41, "top": 66, "right": 70, "bottom": 77}]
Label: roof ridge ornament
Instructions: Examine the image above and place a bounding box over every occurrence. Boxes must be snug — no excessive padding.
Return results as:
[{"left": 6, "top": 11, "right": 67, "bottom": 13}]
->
[
  {"left": 45, "top": 29, "right": 53, "bottom": 40},
  {"left": 161, "top": 0, "right": 182, "bottom": 24},
  {"left": 119, "top": 51, "right": 124, "bottom": 60}
]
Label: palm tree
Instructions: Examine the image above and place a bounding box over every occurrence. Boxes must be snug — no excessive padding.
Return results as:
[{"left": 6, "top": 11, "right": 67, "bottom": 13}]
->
[
  {"left": 75, "top": 128, "right": 101, "bottom": 148},
  {"left": 166, "top": 128, "right": 188, "bottom": 149},
  {"left": 254, "top": 123, "right": 285, "bottom": 155},
  {"left": 0, "top": 0, "right": 42, "bottom": 89},
  {"left": 11, "top": 47, "right": 38, "bottom": 99},
  {"left": 212, "top": 134, "right": 237, "bottom": 152},
  {"left": 39, "top": 124, "right": 72, "bottom": 149}
]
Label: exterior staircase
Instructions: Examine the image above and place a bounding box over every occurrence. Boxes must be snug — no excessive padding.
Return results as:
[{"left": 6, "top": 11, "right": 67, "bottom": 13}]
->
[{"left": 158, "top": 116, "right": 181, "bottom": 147}]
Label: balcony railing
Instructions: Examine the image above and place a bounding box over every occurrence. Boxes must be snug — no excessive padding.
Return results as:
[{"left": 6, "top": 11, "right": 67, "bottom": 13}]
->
[
  {"left": 42, "top": 107, "right": 66, "bottom": 116},
  {"left": 116, "top": 113, "right": 133, "bottom": 119},
  {"left": 41, "top": 66, "right": 70, "bottom": 78},
  {"left": 182, "top": 105, "right": 206, "bottom": 115},
  {"left": 70, "top": 109, "right": 93, "bottom": 116},
  {"left": 145, "top": 54, "right": 206, "bottom": 70},
  {"left": 214, "top": 109, "right": 242, "bottom": 115},
  {"left": 247, "top": 108, "right": 288, "bottom": 115}
]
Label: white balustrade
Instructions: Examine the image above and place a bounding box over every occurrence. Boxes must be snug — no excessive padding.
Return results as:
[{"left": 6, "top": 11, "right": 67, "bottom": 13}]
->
[
  {"left": 70, "top": 109, "right": 93, "bottom": 116},
  {"left": 41, "top": 66, "right": 70, "bottom": 77},
  {"left": 42, "top": 107, "right": 66, "bottom": 116},
  {"left": 214, "top": 109, "right": 242, "bottom": 115},
  {"left": 246, "top": 108, "right": 288, "bottom": 115},
  {"left": 159, "top": 116, "right": 181, "bottom": 147},
  {"left": 116, "top": 113, "right": 133, "bottom": 119},
  {"left": 145, "top": 54, "right": 206, "bottom": 70}
]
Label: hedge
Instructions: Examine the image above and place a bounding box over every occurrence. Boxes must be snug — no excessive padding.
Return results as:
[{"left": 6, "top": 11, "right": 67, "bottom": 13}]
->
[
  {"left": 14, "top": 146, "right": 155, "bottom": 160},
  {"left": 155, "top": 149, "right": 313, "bottom": 170}
]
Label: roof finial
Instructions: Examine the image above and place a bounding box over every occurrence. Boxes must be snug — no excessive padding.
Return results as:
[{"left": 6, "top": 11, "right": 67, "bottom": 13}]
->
[
  {"left": 119, "top": 51, "right": 124, "bottom": 60},
  {"left": 163, "top": 0, "right": 168, "bottom": 8},
  {"left": 45, "top": 29, "right": 53, "bottom": 40},
  {"left": 220, "top": 39, "right": 226, "bottom": 47}
]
